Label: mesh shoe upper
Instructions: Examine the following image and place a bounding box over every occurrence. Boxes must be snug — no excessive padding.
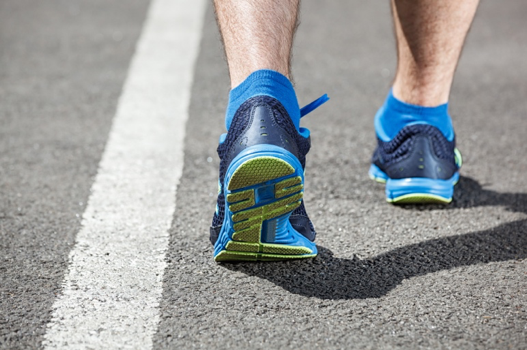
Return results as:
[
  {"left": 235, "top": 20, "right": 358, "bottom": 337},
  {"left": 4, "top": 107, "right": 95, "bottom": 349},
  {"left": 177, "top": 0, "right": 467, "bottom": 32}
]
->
[
  {"left": 372, "top": 124, "right": 458, "bottom": 180},
  {"left": 210, "top": 96, "right": 316, "bottom": 245}
]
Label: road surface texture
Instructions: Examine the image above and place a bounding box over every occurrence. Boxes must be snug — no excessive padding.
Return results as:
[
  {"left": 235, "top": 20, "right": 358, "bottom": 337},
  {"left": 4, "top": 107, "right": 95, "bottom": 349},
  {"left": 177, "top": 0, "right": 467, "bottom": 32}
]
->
[{"left": 1, "top": 0, "right": 526, "bottom": 349}]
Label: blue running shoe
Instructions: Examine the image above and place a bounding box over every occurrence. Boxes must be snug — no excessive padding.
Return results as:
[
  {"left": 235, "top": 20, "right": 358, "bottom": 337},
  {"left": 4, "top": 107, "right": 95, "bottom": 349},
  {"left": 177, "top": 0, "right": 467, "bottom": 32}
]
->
[
  {"left": 210, "top": 95, "right": 328, "bottom": 262},
  {"left": 369, "top": 124, "right": 462, "bottom": 204}
]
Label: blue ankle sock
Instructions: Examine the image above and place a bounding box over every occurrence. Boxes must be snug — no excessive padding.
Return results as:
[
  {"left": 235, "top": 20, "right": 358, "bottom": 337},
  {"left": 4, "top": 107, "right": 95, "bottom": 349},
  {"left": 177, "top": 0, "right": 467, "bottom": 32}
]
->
[
  {"left": 374, "top": 89, "right": 454, "bottom": 141},
  {"left": 225, "top": 69, "right": 301, "bottom": 131}
]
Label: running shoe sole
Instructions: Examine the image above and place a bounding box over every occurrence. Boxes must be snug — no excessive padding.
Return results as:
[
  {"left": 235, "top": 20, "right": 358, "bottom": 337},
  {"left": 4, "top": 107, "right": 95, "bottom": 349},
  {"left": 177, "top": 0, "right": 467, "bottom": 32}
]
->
[{"left": 213, "top": 145, "right": 318, "bottom": 262}]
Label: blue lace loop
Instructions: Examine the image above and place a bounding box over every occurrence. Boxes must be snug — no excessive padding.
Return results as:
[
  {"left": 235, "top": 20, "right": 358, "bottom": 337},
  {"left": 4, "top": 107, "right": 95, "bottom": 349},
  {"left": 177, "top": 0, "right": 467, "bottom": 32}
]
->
[{"left": 300, "top": 94, "right": 330, "bottom": 118}]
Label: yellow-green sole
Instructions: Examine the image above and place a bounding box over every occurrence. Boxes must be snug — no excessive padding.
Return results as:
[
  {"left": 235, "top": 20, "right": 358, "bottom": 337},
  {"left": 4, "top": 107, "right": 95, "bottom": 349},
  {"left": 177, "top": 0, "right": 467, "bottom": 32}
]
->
[
  {"left": 215, "top": 156, "right": 316, "bottom": 262},
  {"left": 388, "top": 193, "right": 452, "bottom": 204},
  {"left": 215, "top": 251, "right": 317, "bottom": 262},
  {"left": 369, "top": 173, "right": 387, "bottom": 184}
]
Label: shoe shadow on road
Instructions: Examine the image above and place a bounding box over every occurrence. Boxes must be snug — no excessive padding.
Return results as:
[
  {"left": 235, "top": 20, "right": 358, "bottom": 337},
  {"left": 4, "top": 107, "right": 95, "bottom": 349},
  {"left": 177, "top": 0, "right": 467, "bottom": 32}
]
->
[
  {"left": 453, "top": 176, "right": 527, "bottom": 214},
  {"left": 223, "top": 176, "right": 527, "bottom": 300}
]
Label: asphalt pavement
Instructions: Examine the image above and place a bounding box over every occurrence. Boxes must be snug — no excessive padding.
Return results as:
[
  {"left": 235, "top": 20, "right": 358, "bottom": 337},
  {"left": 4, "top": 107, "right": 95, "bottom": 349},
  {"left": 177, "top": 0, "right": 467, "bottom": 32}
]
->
[{"left": 1, "top": 0, "right": 526, "bottom": 349}]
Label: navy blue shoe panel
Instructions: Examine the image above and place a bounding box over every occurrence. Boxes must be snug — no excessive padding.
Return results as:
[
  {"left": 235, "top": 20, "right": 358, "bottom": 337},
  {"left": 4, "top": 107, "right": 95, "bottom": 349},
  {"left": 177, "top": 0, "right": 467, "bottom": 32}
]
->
[
  {"left": 210, "top": 96, "right": 316, "bottom": 246},
  {"left": 372, "top": 124, "right": 458, "bottom": 180}
]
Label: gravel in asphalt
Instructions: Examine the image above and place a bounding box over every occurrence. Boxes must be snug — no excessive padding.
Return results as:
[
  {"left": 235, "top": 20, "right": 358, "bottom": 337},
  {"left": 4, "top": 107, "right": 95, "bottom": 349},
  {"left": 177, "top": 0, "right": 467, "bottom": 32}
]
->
[{"left": 1, "top": 1, "right": 526, "bottom": 349}]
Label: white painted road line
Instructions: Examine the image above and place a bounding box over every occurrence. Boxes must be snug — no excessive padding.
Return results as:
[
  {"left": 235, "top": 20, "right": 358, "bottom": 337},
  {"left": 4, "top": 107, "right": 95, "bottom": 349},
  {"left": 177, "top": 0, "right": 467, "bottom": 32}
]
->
[{"left": 42, "top": 0, "right": 206, "bottom": 348}]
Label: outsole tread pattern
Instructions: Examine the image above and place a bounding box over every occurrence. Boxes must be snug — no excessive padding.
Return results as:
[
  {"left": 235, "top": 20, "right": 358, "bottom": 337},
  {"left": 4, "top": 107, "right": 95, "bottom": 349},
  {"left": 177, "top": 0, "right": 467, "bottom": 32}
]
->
[
  {"left": 215, "top": 156, "right": 315, "bottom": 262},
  {"left": 227, "top": 157, "right": 295, "bottom": 191}
]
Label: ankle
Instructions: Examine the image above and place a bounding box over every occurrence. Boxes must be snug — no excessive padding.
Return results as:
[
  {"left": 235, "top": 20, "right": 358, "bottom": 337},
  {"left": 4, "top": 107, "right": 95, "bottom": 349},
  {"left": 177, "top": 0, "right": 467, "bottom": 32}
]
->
[
  {"left": 225, "top": 70, "right": 300, "bottom": 131},
  {"left": 392, "top": 78, "right": 450, "bottom": 107},
  {"left": 375, "top": 89, "right": 454, "bottom": 141}
]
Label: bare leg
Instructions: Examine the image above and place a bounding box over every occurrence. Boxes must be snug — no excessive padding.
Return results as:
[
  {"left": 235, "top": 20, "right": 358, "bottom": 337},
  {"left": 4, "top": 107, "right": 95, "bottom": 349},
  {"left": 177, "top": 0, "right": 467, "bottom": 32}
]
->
[
  {"left": 392, "top": 0, "right": 480, "bottom": 106},
  {"left": 214, "top": 0, "right": 299, "bottom": 88},
  {"left": 210, "top": 0, "right": 321, "bottom": 262}
]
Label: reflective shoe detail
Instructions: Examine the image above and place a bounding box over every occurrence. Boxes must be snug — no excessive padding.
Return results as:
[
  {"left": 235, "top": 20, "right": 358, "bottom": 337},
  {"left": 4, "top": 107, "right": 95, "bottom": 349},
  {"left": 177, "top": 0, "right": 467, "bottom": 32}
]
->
[{"left": 370, "top": 124, "right": 461, "bottom": 204}]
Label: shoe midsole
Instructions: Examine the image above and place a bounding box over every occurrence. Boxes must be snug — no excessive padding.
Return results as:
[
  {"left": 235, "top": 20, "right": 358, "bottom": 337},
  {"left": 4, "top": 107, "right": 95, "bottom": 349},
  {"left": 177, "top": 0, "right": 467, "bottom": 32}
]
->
[{"left": 369, "top": 164, "right": 459, "bottom": 200}]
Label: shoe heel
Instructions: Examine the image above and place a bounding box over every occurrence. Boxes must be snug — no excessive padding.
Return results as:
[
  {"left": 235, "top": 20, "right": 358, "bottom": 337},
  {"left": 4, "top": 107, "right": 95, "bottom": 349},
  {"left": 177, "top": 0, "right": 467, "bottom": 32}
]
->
[
  {"left": 214, "top": 155, "right": 317, "bottom": 262},
  {"left": 385, "top": 174, "right": 459, "bottom": 204}
]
